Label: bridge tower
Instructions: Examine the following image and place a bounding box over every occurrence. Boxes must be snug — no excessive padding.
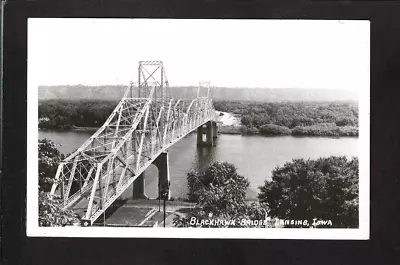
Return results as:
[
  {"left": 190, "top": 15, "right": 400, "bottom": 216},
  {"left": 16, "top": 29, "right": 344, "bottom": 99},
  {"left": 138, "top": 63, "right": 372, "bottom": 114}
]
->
[
  {"left": 133, "top": 61, "right": 171, "bottom": 200},
  {"left": 196, "top": 82, "right": 217, "bottom": 146}
]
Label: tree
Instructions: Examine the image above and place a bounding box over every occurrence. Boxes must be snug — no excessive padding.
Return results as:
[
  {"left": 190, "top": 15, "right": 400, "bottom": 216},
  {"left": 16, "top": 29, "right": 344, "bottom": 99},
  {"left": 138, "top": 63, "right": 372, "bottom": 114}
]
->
[
  {"left": 39, "top": 191, "right": 80, "bottom": 226},
  {"left": 38, "top": 139, "right": 65, "bottom": 192},
  {"left": 38, "top": 139, "right": 80, "bottom": 226},
  {"left": 258, "top": 156, "right": 358, "bottom": 228},
  {"left": 175, "top": 162, "right": 266, "bottom": 227},
  {"left": 187, "top": 162, "right": 249, "bottom": 202}
]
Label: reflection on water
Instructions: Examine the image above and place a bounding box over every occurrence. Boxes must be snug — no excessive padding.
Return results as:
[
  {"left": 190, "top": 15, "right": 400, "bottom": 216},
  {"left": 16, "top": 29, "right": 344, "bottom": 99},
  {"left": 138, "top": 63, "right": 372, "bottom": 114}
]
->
[{"left": 39, "top": 130, "right": 358, "bottom": 199}]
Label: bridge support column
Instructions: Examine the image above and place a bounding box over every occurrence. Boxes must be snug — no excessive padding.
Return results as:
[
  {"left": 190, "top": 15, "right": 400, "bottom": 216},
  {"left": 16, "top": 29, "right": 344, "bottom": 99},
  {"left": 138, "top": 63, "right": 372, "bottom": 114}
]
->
[
  {"left": 197, "top": 121, "right": 216, "bottom": 146},
  {"left": 212, "top": 122, "right": 218, "bottom": 139},
  {"left": 197, "top": 126, "right": 205, "bottom": 145},
  {"left": 133, "top": 172, "right": 148, "bottom": 199},
  {"left": 153, "top": 151, "right": 170, "bottom": 200}
]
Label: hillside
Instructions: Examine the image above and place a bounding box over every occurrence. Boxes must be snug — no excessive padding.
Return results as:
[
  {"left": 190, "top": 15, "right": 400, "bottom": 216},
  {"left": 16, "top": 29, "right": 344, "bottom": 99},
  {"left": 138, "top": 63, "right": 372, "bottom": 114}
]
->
[{"left": 38, "top": 85, "right": 358, "bottom": 102}]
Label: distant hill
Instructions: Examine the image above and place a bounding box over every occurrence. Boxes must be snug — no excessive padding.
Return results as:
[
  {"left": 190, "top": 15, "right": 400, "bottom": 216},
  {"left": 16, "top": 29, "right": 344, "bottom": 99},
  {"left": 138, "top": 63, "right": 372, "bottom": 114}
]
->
[{"left": 38, "top": 85, "right": 358, "bottom": 102}]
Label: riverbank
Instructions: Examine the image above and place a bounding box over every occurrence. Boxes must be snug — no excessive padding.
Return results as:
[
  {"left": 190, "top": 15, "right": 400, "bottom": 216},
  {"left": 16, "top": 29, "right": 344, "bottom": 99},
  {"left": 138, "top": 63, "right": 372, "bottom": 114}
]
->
[
  {"left": 71, "top": 125, "right": 99, "bottom": 131},
  {"left": 216, "top": 111, "right": 242, "bottom": 134},
  {"left": 38, "top": 111, "right": 358, "bottom": 137},
  {"left": 217, "top": 111, "right": 241, "bottom": 126},
  {"left": 39, "top": 125, "right": 358, "bottom": 137},
  {"left": 39, "top": 126, "right": 99, "bottom": 131},
  {"left": 39, "top": 100, "right": 359, "bottom": 136},
  {"left": 218, "top": 126, "right": 242, "bottom": 135},
  {"left": 215, "top": 111, "right": 358, "bottom": 137}
]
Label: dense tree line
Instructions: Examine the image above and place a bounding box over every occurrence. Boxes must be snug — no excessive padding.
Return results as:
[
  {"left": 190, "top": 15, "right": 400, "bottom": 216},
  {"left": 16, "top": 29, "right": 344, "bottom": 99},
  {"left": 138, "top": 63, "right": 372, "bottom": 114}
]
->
[
  {"left": 174, "top": 157, "right": 358, "bottom": 228},
  {"left": 39, "top": 100, "right": 358, "bottom": 137},
  {"left": 214, "top": 100, "right": 358, "bottom": 136},
  {"left": 39, "top": 100, "right": 118, "bottom": 129}
]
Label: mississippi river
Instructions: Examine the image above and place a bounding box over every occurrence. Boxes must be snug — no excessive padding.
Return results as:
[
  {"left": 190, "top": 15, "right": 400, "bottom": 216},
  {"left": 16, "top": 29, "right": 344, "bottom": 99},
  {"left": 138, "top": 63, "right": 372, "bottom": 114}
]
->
[{"left": 39, "top": 130, "right": 358, "bottom": 200}]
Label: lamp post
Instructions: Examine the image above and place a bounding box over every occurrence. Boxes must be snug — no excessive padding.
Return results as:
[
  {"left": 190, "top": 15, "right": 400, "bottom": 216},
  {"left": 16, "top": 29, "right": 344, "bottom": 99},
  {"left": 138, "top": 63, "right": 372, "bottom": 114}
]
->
[
  {"left": 158, "top": 180, "right": 161, "bottom": 212},
  {"left": 161, "top": 181, "right": 170, "bottom": 227},
  {"left": 163, "top": 194, "right": 166, "bottom": 228}
]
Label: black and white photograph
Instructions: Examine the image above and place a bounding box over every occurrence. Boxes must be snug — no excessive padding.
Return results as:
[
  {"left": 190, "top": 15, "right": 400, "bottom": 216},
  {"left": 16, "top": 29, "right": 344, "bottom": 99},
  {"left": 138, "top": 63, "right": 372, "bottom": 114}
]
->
[{"left": 26, "top": 18, "right": 369, "bottom": 239}]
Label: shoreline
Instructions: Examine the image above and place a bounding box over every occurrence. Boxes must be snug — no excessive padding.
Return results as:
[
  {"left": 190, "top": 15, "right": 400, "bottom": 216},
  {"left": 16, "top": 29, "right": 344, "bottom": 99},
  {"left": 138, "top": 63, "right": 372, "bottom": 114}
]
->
[
  {"left": 71, "top": 126, "right": 99, "bottom": 131},
  {"left": 39, "top": 126, "right": 99, "bottom": 131},
  {"left": 39, "top": 127, "right": 358, "bottom": 138},
  {"left": 216, "top": 111, "right": 358, "bottom": 137}
]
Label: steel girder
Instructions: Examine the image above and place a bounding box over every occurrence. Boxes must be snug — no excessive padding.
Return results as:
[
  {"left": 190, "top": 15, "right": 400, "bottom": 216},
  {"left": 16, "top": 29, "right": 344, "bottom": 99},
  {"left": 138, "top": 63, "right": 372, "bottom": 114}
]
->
[{"left": 49, "top": 61, "right": 217, "bottom": 225}]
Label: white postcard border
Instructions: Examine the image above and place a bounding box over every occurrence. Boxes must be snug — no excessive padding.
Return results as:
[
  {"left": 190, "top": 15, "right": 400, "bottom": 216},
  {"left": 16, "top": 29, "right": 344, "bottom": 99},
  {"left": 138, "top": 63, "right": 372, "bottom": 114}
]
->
[{"left": 26, "top": 18, "right": 370, "bottom": 239}]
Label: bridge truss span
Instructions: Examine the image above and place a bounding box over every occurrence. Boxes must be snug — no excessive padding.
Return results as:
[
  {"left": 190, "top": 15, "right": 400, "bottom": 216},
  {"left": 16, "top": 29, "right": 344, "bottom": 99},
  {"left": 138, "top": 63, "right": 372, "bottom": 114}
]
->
[{"left": 49, "top": 61, "right": 218, "bottom": 225}]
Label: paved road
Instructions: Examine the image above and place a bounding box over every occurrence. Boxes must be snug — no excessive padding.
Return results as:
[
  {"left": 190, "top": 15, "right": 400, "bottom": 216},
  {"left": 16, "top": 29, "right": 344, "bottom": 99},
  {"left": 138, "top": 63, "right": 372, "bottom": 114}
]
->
[{"left": 97, "top": 199, "right": 196, "bottom": 227}]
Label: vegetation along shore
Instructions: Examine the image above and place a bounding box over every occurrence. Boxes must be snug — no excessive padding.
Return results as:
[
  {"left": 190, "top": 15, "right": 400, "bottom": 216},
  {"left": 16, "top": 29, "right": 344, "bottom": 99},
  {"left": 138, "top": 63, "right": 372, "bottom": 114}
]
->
[{"left": 38, "top": 99, "right": 358, "bottom": 137}]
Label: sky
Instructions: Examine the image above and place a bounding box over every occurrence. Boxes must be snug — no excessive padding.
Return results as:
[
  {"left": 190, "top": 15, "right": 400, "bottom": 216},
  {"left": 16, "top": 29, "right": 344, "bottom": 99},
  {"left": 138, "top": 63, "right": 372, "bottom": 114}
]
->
[{"left": 28, "top": 18, "right": 369, "bottom": 91}]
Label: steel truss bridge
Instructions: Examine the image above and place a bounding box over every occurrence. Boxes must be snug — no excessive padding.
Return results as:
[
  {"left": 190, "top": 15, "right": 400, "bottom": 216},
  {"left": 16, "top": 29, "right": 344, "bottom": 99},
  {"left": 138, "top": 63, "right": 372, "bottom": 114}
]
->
[{"left": 49, "top": 61, "right": 218, "bottom": 226}]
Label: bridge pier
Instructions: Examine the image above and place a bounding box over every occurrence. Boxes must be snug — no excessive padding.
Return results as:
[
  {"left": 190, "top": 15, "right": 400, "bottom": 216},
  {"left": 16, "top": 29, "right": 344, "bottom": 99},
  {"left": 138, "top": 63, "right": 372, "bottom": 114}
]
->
[
  {"left": 197, "top": 121, "right": 216, "bottom": 146},
  {"left": 212, "top": 122, "right": 218, "bottom": 139},
  {"left": 153, "top": 151, "right": 170, "bottom": 200},
  {"left": 133, "top": 172, "right": 148, "bottom": 199},
  {"left": 133, "top": 151, "right": 170, "bottom": 200}
]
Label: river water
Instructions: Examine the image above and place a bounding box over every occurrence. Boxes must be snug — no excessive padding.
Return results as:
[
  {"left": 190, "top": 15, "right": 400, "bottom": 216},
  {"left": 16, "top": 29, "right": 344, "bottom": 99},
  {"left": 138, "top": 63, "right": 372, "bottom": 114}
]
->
[{"left": 39, "top": 130, "right": 358, "bottom": 200}]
